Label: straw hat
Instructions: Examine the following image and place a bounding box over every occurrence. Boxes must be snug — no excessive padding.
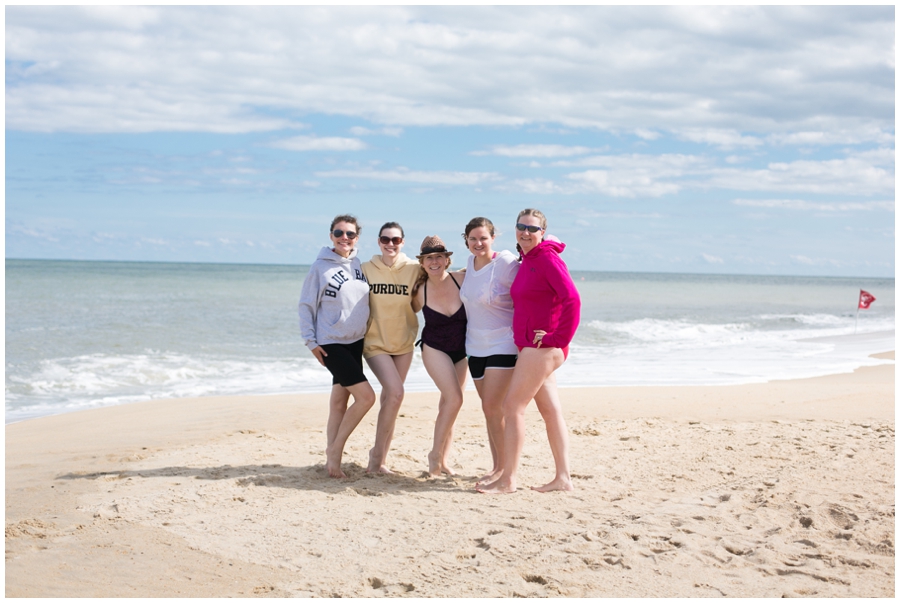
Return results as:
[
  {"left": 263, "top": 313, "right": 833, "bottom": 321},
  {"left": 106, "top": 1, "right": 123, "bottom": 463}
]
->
[{"left": 416, "top": 235, "right": 453, "bottom": 259}]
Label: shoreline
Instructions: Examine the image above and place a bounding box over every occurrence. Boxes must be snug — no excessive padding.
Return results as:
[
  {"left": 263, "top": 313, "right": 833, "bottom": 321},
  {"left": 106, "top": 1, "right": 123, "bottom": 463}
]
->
[
  {"left": 6, "top": 346, "right": 895, "bottom": 427},
  {"left": 6, "top": 359, "right": 894, "bottom": 596}
]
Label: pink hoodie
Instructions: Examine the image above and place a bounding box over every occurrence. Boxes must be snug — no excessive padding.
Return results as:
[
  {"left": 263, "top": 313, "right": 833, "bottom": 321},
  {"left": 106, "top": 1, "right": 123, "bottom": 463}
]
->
[{"left": 510, "top": 239, "right": 581, "bottom": 350}]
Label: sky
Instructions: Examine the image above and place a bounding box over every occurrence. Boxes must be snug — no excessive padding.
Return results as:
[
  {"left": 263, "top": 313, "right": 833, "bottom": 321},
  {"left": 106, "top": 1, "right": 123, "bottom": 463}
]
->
[{"left": 5, "top": 5, "right": 896, "bottom": 276}]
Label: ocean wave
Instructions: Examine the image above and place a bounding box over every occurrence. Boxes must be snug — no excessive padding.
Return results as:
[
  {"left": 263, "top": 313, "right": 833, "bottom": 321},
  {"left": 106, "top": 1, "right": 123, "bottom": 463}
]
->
[{"left": 5, "top": 352, "right": 332, "bottom": 422}]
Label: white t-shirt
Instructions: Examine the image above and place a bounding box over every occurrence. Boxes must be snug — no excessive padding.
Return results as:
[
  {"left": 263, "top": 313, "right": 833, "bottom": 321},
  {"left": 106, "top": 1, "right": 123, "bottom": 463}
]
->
[{"left": 459, "top": 250, "right": 520, "bottom": 356}]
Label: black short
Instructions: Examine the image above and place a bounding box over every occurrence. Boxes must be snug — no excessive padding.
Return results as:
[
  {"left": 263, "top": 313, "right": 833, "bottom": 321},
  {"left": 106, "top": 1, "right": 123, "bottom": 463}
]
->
[
  {"left": 468, "top": 353, "right": 517, "bottom": 380},
  {"left": 320, "top": 339, "right": 368, "bottom": 387}
]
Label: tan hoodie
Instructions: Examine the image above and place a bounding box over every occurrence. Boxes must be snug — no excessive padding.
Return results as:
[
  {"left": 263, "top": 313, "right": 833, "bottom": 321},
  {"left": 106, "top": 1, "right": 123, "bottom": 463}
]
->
[{"left": 361, "top": 252, "right": 421, "bottom": 358}]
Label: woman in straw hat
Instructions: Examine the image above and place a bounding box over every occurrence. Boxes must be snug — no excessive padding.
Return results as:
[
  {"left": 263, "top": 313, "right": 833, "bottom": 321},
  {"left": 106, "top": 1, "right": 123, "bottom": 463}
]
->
[{"left": 412, "top": 235, "right": 468, "bottom": 476}]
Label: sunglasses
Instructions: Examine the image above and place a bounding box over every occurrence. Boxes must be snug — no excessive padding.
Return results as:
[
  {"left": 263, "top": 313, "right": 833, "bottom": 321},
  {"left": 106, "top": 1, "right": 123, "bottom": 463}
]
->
[
  {"left": 332, "top": 229, "right": 358, "bottom": 239},
  {"left": 516, "top": 223, "right": 544, "bottom": 234},
  {"left": 379, "top": 236, "right": 403, "bottom": 245}
]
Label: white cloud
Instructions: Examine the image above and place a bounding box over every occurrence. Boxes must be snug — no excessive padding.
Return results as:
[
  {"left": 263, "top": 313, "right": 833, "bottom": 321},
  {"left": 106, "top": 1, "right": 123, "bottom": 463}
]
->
[
  {"left": 733, "top": 199, "right": 894, "bottom": 212},
  {"left": 566, "top": 170, "right": 681, "bottom": 197},
  {"left": 314, "top": 167, "right": 502, "bottom": 185},
  {"left": 701, "top": 253, "right": 724, "bottom": 264},
  {"left": 5, "top": 6, "right": 893, "bottom": 140},
  {"left": 349, "top": 126, "right": 403, "bottom": 137},
  {"left": 847, "top": 147, "right": 894, "bottom": 166},
  {"left": 767, "top": 129, "right": 895, "bottom": 146},
  {"left": 634, "top": 129, "right": 661, "bottom": 140},
  {"left": 790, "top": 255, "right": 843, "bottom": 267},
  {"left": 501, "top": 149, "right": 895, "bottom": 198},
  {"left": 706, "top": 157, "right": 894, "bottom": 196},
  {"left": 269, "top": 136, "right": 367, "bottom": 152},
  {"left": 472, "top": 144, "right": 595, "bottom": 158},
  {"left": 676, "top": 128, "right": 763, "bottom": 150},
  {"left": 11, "top": 224, "right": 60, "bottom": 242},
  {"left": 535, "top": 153, "right": 708, "bottom": 197}
]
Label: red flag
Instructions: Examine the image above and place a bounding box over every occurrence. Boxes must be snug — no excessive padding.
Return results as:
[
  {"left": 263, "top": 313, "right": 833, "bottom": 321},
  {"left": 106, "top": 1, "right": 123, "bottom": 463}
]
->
[{"left": 858, "top": 289, "right": 876, "bottom": 309}]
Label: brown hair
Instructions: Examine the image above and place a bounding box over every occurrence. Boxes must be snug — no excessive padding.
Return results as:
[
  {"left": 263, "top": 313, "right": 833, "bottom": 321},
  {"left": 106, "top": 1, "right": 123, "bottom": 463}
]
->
[
  {"left": 330, "top": 214, "right": 360, "bottom": 233},
  {"left": 462, "top": 217, "right": 495, "bottom": 248},
  {"left": 517, "top": 208, "right": 547, "bottom": 230},
  {"left": 379, "top": 221, "right": 404, "bottom": 238}
]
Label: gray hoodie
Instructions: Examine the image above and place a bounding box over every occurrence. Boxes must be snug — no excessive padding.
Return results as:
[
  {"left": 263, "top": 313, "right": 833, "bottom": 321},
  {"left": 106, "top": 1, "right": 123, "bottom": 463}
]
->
[{"left": 298, "top": 247, "right": 370, "bottom": 351}]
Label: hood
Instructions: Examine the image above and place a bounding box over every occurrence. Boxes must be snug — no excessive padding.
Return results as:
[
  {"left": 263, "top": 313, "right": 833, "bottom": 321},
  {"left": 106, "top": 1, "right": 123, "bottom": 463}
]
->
[
  {"left": 316, "top": 246, "right": 357, "bottom": 263},
  {"left": 523, "top": 238, "right": 566, "bottom": 258},
  {"left": 368, "top": 252, "right": 415, "bottom": 271}
]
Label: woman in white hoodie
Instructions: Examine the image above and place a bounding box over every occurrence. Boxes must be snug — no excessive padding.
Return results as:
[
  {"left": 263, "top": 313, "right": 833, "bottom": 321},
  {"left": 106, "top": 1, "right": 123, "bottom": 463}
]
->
[
  {"left": 298, "top": 214, "right": 375, "bottom": 478},
  {"left": 458, "top": 217, "right": 520, "bottom": 484},
  {"left": 361, "top": 222, "right": 421, "bottom": 473}
]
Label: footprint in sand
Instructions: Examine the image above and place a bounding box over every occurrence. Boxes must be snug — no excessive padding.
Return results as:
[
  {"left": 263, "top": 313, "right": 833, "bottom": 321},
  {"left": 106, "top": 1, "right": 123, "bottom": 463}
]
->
[{"left": 824, "top": 504, "right": 858, "bottom": 530}]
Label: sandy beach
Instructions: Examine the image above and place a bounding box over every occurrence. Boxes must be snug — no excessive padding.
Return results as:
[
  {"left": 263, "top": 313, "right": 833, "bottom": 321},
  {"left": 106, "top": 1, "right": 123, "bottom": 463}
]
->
[{"left": 6, "top": 353, "right": 894, "bottom": 597}]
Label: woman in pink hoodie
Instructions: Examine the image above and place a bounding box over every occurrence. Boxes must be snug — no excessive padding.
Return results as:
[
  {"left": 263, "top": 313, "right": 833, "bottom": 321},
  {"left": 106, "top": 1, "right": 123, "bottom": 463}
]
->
[{"left": 477, "top": 208, "right": 581, "bottom": 494}]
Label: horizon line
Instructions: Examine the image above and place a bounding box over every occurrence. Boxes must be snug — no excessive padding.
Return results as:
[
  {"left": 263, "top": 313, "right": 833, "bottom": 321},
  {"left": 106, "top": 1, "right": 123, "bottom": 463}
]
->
[{"left": 5, "top": 256, "right": 895, "bottom": 281}]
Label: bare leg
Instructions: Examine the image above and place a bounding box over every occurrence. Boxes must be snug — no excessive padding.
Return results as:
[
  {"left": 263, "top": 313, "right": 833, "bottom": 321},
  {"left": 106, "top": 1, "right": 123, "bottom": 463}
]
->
[
  {"left": 477, "top": 347, "right": 564, "bottom": 494},
  {"left": 422, "top": 345, "right": 466, "bottom": 476},
  {"left": 530, "top": 372, "right": 573, "bottom": 492},
  {"left": 475, "top": 368, "right": 514, "bottom": 484},
  {"left": 326, "top": 386, "right": 351, "bottom": 449},
  {"left": 325, "top": 380, "right": 376, "bottom": 478},
  {"left": 438, "top": 358, "right": 468, "bottom": 474},
  {"left": 365, "top": 352, "right": 413, "bottom": 473}
]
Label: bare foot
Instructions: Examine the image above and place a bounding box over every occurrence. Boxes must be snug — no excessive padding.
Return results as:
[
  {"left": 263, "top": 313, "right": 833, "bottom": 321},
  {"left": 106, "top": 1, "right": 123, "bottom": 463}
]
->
[
  {"left": 325, "top": 446, "right": 347, "bottom": 478},
  {"left": 476, "top": 478, "right": 516, "bottom": 494},
  {"left": 441, "top": 463, "right": 457, "bottom": 476},
  {"left": 476, "top": 468, "right": 501, "bottom": 486},
  {"left": 366, "top": 449, "right": 393, "bottom": 474},
  {"left": 427, "top": 450, "right": 442, "bottom": 477},
  {"left": 531, "top": 476, "right": 574, "bottom": 492}
]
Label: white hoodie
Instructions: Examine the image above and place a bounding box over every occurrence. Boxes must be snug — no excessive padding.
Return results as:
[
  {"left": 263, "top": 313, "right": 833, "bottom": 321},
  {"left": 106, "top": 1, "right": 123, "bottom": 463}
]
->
[{"left": 298, "top": 247, "right": 370, "bottom": 350}]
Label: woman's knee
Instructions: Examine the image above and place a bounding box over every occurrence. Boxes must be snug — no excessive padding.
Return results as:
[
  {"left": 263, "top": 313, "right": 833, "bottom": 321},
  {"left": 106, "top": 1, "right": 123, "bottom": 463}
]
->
[
  {"left": 501, "top": 395, "right": 528, "bottom": 418},
  {"left": 441, "top": 390, "right": 464, "bottom": 410},
  {"left": 380, "top": 383, "right": 405, "bottom": 408},
  {"left": 355, "top": 388, "right": 377, "bottom": 409},
  {"left": 482, "top": 398, "right": 502, "bottom": 419}
]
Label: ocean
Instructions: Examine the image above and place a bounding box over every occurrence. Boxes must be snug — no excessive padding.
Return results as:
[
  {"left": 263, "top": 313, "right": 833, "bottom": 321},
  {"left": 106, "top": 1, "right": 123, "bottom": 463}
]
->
[{"left": 5, "top": 259, "right": 894, "bottom": 424}]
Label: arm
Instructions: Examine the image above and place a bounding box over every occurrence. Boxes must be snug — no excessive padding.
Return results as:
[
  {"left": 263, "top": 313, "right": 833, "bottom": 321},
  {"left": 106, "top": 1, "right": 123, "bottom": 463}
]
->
[
  {"left": 298, "top": 268, "right": 323, "bottom": 352},
  {"left": 411, "top": 281, "right": 425, "bottom": 313},
  {"left": 540, "top": 253, "right": 581, "bottom": 349}
]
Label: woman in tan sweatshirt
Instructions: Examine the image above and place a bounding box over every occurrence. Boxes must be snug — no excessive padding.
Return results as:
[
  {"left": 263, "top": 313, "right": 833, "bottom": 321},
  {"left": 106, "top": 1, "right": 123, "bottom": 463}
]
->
[{"left": 360, "top": 222, "right": 421, "bottom": 473}]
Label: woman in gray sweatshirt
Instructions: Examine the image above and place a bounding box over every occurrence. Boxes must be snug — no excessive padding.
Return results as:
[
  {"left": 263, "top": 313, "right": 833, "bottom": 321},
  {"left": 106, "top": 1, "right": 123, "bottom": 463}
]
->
[{"left": 298, "top": 214, "right": 375, "bottom": 478}]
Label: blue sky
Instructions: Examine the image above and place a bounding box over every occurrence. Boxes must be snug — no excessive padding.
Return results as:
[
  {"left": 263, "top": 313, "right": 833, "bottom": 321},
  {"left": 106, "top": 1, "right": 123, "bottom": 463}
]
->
[{"left": 5, "top": 5, "right": 895, "bottom": 276}]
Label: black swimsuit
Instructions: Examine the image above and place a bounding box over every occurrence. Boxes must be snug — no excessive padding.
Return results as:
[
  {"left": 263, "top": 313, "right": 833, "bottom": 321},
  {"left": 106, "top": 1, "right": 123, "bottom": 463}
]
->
[{"left": 419, "top": 275, "right": 467, "bottom": 364}]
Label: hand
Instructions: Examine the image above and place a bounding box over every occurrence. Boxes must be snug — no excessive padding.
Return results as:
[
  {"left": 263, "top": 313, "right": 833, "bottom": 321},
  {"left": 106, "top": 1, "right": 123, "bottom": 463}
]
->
[
  {"left": 533, "top": 330, "right": 547, "bottom": 348},
  {"left": 311, "top": 346, "right": 328, "bottom": 366}
]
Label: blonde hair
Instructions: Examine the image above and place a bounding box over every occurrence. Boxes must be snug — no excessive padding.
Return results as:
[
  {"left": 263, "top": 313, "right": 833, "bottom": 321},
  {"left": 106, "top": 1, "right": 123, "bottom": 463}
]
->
[{"left": 517, "top": 208, "right": 547, "bottom": 230}]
